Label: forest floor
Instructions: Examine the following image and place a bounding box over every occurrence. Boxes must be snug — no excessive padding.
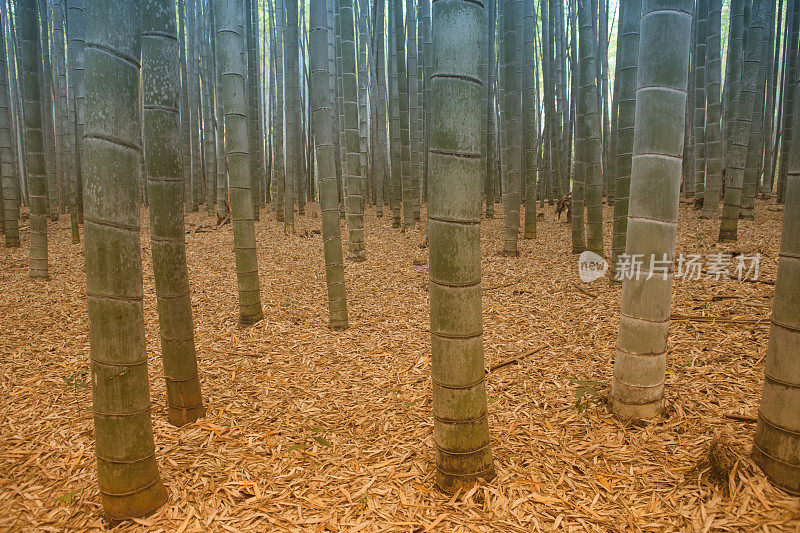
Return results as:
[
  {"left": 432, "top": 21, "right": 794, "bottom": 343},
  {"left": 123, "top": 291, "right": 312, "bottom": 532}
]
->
[{"left": 1, "top": 199, "right": 799, "bottom": 532}]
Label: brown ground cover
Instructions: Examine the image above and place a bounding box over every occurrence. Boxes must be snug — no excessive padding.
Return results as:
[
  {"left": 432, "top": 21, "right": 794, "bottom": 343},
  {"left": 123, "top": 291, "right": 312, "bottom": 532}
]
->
[{"left": 1, "top": 200, "right": 797, "bottom": 531}]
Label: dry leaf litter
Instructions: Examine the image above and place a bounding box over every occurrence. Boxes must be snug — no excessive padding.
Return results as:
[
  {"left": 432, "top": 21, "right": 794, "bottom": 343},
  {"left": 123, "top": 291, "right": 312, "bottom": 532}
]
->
[{"left": 1, "top": 200, "right": 798, "bottom": 531}]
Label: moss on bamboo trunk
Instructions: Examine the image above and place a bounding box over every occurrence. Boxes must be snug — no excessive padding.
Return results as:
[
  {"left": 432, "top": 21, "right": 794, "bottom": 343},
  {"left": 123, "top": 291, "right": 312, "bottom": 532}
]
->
[
  {"left": 215, "top": 0, "right": 263, "bottom": 325},
  {"left": 429, "top": 0, "right": 494, "bottom": 493},
  {"left": 611, "top": 0, "right": 692, "bottom": 421},
  {"left": 83, "top": 0, "right": 167, "bottom": 517},
  {"left": 142, "top": 0, "right": 205, "bottom": 427}
]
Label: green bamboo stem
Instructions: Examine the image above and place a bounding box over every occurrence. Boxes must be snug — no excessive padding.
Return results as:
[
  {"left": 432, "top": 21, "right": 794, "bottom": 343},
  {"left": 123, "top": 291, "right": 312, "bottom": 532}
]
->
[
  {"left": 1, "top": 5, "right": 18, "bottom": 248},
  {"left": 578, "top": 0, "right": 603, "bottom": 258},
  {"left": 429, "top": 0, "right": 495, "bottom": 493},
  {"left": 201, "top": 0, "right": 217, "bottom": 217},
  {"left": 83, "top": 0, "right": 167, "bottom": 517},
  {"left": 611, "top": 0, "right": 692, "bottom": 421},
  {"left": 752, "top": 50, "right": 800, "bottom": 492},
  {"left": 501, "top": 0, "right": 520, "bottom": 257},
  {"left": 485, "top": 0, "right": 496, "bottom": 219},
  {"left": 215, "top": 0, "right": 264, "bottom": 325},
  {"left": 284, "top": 0, "right": 299, "bottom": 232},
  {"left": 340, "top": 0, "right": 365, "bottom": 259},
  {"left": 522, "top": 0, "right": 536, "bottom": 240},
  {"left": 394, "top": 0, "right": 412, "bottom": 228},
  {"left": 18, "top": 0, "right": 48, "bottom": 278},
  {"left": 406, "top": 0, "right": 420, "bottom": 221},
  {"left": 610, "top": 0, "right": 640, "bottom": 283},
  {"left": 67, "top": 0, "right": 84, "bottom": 227},
  {"left": 310, "top": 0, "right": 349, "bottom": 331},
  {"left": 719, "top": 0, "right": 766, "bottom": 242},
  {"left": 356, "top": 0, "right": 369, "bottom": 213},
  {"left": 693, "top": 0, "right": 707, "bottom": 203},
  {"left": 143, "top": 0, "right": 205, "bottom": 427},
  {"left": 701, "top": 0, "right": 722, "bottom": 218},
  {"left": 37, "top": 0, "right": 57, "bottom": 223},
  {"left": 246, "top": 0, "right": 260, "bottom": 220},
  {"left": 273, "top": 0, "right": 286, "bottom": 222},
  {"left": 388, "top": 0, "right": 402, "bottom": 227},
  {"left": 373, "top": 0, "right": 389, "bottom": 219}
]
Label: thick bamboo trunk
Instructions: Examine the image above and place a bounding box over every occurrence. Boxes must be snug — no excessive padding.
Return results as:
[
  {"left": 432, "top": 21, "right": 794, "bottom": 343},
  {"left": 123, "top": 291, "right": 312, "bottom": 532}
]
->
[
  {"left": 201, "top": 0, "right": 217, "bottom": 217},
  {"left": 406, "top": 0, "right": 420, "bottom": 221},
  {"left": 215, "top": 0, "right": 264, "bottom": 325},
  {"left": 0, "top": 6, "right": 18, "bottom": 248},
  {"left": 37, "top": 0, "right": 57, "bottom": 222},
  {"left": 143, "top": 0, "right": 205, "bottom": 427},
  {"left": 429, "top": 0, "right": 495, "bottom": 493},
  {"left": 83, "top": 0, "right": 167, "bottom": 518},
  {"left": 273, "top": 0, "right": 286, "bottom": 222},
  {"left": 577, "top": 0, "right": 603, "bottom": 258},
  {"left": 752, "top": 53, "right": 800, "bottom": 491},
  {"left": 485, "top": 0, "right": 496, "bottom": 219},
  {"left": 339, "top": 0, "right": 365, "bottom": 259},
  {"left": 373, "top": 0, "right": 389, "bottom": 219},
  {"left": 611, "top": 0, "right": 692, "bottom": 420},
  {"left": 501, "top": 0, "right": 520, "bottom": 256},
  {"left": 693, "top": 0, "right": 707, "bottom": 204},
  {"left": 776, "top": 0, "right": 800, "bottom": 203},
  {"left": 610, "top": 0, "right": 641, "bottom": 282},
  {"left": 701, "top": 0, "right": 723, "bottom": 218},
  {"left": 285, "top": 0, "right": 301, "bottom": 232},
  {"left": 310, "top": 0, "right": 349, "bottom": 331},
  {"left": 522, "top": 0, "right": 536, "bottom": 240},
  {"left": 388, "top": 0, "right": 402, "bottom": 227},
  {"left": 391, "top": 0, "right": 410, "bottom": 228},
  {"left": 722, "top": 0, "right": 745, "bottom": 178},
  {"left": 246, "top": 0, "right": 261, "bottom": 219},
  {"left": 719, "top": 0, "right": 766, "bottom": 242},
  {"left": 18, "top": 0, "right": 48, "bottom": 278}
]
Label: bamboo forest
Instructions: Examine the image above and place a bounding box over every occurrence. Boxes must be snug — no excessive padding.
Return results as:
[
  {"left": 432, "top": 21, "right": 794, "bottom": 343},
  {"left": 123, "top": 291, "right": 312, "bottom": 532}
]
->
[{"left": 2, "top": 0, "right": 800, "bottom": 529}]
